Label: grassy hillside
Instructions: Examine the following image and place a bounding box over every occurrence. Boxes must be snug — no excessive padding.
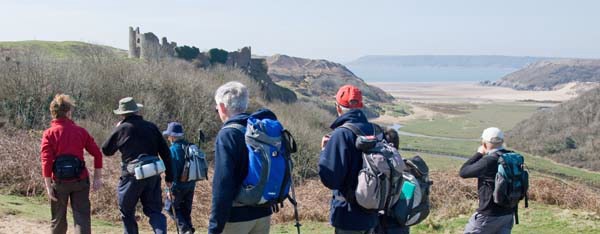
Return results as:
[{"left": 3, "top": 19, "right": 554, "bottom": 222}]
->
[
  {"left": 508, "top": 87, "right": 600, "bottom": 171},
  {"left": 0, "top": 40, "right": 125, "bottom": 58}
]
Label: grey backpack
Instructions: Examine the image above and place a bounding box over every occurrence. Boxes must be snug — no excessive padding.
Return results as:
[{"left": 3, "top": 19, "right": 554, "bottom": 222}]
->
[
  {"left": 342, "top": 123, "right": 406, "bottom": 212},
  {"left": 179, "top": 144, "right": 208, "bottom": 182}
]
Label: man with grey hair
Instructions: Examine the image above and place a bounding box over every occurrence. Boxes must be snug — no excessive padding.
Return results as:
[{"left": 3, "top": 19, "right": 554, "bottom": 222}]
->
[
  {"left": 459, "top": 127, "right": 515, "bottom": 234},
  {"left": 208, "top": 81, "right": 272, "bottom": 234}
]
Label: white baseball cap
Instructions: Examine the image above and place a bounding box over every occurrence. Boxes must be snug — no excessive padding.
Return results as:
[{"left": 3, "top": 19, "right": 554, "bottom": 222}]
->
[{"left": 481, "top": 127, "right": 504, "bottom": 144}]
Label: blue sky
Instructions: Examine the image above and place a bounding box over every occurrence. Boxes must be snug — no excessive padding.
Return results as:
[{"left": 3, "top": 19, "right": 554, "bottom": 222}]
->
[{"left": 2, "top": 0, "right": 599, "bottom": 62}]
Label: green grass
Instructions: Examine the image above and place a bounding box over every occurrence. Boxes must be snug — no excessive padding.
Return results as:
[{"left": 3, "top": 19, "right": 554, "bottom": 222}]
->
[
  {"left": 400, "top": 135, "right": 480, "bottom": 158},
  {"left": 384, "top": 101, "right": 413, "bottom": 117},
  {"left": 274, "top": 202, "right": 600, "bottom": 234},
  {"left": 0, "top": 40, "right": 125, "bottom": 57},
  {"left": 524, "top": 154, "right": 600, "bottom": 188},
  {"left": 0, "top": 194, "right": 123, "bottom": 233},
  {"left": 401, "top": 151, "right": 465, "bottom": 171},
  {"left": 400, "top": 135, "right": 600, "bottom": 188},
  {"left": 401, "top": 103, "right": 539, "bottom": 139}
]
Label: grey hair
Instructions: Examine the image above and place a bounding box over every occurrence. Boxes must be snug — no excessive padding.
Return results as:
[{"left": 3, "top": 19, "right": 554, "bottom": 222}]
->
[{"left": 214, "top": 81, "right": 249, "bottom": 115}]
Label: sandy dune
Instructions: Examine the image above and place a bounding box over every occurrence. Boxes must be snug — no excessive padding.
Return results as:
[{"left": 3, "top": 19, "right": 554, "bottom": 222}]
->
[{"left": 370, "top": 82, "right": 595, "bottom": 103}]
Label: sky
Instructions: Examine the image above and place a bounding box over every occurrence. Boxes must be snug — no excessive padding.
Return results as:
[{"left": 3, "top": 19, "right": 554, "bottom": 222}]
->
[{"left": 2, "top": 0, "right": 599, "bottom": 62}]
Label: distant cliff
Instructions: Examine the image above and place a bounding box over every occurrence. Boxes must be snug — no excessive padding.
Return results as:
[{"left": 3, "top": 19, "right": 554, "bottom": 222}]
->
[
  {"left": 266, "top": 54, "right": 394, "bottom": 104},
  {"left": 486, "top": 59, "right": 600, "bottom": 90}
]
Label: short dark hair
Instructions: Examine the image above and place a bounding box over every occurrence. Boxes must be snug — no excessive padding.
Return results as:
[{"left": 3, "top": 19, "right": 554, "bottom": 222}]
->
[{"left": 384, "top": 128, "right": 400, "bottom": 149}]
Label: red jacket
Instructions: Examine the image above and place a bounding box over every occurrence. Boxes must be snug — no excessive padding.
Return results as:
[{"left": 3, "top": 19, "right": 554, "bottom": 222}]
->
[{"left": 40, "top": 118, "right": 103, "bottom": 180}]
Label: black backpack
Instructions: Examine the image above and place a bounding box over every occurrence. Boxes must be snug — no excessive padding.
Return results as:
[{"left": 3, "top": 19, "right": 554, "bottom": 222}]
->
[
  {"left": 392, "top": 155, "right": 433, "bottom": 226},
  {"left": 52, "top": 154, "right": 85, "bottom": 180}
]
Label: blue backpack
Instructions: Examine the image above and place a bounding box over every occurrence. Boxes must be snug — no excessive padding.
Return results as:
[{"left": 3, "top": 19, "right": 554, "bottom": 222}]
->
[{"left": 226, "top": 114, "right": 293, "bottom": 206}]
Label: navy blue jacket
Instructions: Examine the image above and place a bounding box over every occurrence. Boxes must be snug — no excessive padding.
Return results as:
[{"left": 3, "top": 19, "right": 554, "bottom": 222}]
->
[
  {"left": 318, "top": 109, "right": 378, "bottom": 231},
  {"left": 208, "top": 110, "right": 275, "bottom": 234},
  {"left": 169, "top": 139, "right": 196, "bottom": 190}
]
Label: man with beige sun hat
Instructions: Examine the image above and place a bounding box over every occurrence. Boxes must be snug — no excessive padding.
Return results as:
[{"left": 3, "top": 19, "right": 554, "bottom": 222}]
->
[{"left": 102, "top": 97, "right": 174, "bottom": 234}]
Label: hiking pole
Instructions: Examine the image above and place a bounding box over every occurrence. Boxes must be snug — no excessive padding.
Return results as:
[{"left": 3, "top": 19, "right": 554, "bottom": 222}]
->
[
  {"left": 166, "top": 188, "right": 181, "bottom": 234},
  {"left": 288, "top": 164, "right": 301, "bottom": 234}
]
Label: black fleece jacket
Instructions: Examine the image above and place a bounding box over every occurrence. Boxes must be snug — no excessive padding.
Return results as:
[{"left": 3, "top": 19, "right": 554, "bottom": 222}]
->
[{"left": 459, "top": 149, "right": 514, "bottom": 216}]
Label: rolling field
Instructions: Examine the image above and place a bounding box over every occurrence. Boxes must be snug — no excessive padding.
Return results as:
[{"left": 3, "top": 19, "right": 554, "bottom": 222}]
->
[{"left": 400, "top": 103, "right": 541, "bottom": 139}]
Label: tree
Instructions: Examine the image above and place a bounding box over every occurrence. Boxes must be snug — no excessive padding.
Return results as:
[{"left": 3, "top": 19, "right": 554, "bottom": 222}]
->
[
  {"left": 208, "top": 48, "right": 228, "bottom": 64},
  {"left": 175, "top": 45, "right": 200, "bottom": 61}
]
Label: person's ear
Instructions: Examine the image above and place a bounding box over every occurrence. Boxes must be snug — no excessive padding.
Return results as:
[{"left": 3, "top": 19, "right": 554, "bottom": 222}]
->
[
  {"left": 218, "top": 103, "right": 228, "bottom": 116},
  {"left": 335, "top": 104, "right": 342, "bottom": 115}
]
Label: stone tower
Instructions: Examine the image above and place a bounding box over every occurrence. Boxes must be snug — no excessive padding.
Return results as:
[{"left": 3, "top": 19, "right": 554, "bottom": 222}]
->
[{"left": 128, "top": 26, "right": 177, "bottom": 61}]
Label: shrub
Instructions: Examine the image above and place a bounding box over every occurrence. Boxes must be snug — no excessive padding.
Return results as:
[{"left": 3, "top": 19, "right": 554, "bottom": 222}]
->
[
  {"left": 175, "top": 45, "right": 200, "bottom": 61},
  {"left": 208, "top": 48, "right": 228, "bottom": 64}
]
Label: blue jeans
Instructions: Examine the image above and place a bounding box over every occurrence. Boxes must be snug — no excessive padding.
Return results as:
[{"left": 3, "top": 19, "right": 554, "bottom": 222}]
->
[
  {"left": 168, "top": 188, "right": 195, "bottom": 232},
  {"left": 118, "top": 175, "right": 167, "bottom": 234}
]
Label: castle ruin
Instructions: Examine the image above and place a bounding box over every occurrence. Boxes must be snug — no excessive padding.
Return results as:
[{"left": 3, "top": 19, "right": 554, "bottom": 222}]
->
[
  {"left": 128, "top": 26, "right": 254, "bottom": 71},
  {"left": 126, "top": 26, "right": 297, "bottom": 103},
  {"left": 128, "top": 26, "right": 177, "bottom": 61}
]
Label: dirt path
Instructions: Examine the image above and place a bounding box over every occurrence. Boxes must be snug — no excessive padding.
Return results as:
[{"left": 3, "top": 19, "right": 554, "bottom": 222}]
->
[{"left": 0, "top": 215, "right": 48, "bottom": 234}]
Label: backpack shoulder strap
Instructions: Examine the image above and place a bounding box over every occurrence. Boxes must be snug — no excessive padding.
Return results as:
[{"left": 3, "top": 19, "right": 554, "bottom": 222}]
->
[
  {"left": 223, "top": 123, "right": 245, "bottom": 132},
  {"left": 340, "top": 122, "right": 366, "bottom": 136},
  {"left": 282, "top": 129, "right": 297, "bottom": 154},
  {"left": 372, "top": 123, "right": 384, "bottom": 140}
]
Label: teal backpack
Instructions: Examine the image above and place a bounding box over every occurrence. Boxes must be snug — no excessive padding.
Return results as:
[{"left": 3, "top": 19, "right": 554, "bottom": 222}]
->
[
  {"left": 392, "top": 155, "right": 433, "bottom": 226},
  {"left": 493, "top": 151, "right": 529, "bottom": 224}
]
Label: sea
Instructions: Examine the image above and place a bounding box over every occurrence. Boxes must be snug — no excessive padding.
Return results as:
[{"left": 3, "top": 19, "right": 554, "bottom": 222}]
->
[{"left": 346, "top": 66, "right": 518, "bottom": 82}]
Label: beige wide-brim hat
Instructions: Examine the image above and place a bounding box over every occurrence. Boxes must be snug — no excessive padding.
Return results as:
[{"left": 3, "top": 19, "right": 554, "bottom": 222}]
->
[{"left": 113, "top": 97, "right": 144, "bottom": 115}]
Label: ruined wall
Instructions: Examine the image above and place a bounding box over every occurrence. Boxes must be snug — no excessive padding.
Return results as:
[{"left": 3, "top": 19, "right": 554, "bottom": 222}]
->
[
  {"left": 128, "top": 26, "right": 176, "bottom": 61},
  {"left": 226, "top": 46, "right": 251, "bottom": 69}
]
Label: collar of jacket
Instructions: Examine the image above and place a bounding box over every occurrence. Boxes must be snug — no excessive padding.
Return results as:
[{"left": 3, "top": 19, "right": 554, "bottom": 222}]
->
[
  {"left": 223, "top": 113, "right": 250, "bottom": 127},
  {"left": 487, "top": 147, "right": 506, "bottom": 156},
  {"left": 329, "top": 109, "right": 367, "bottom": 130},
  {"left": 173, "top": 139, "right": 188, "bottom": 145},
  {"left": 51, "top": 117, "right": 74, "bottom": 126},
  {"left": 123, "top": 114, "right": 143, "bottom": 123}
]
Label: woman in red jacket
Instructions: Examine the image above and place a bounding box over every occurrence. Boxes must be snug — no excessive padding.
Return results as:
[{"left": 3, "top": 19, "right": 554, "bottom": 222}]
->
[{"left": 40, "top": 94, "right": 103, "bottom": 234}]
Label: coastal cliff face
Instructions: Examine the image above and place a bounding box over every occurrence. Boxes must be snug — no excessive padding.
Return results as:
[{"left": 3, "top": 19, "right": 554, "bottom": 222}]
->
[
  {"left": 266, "top": 54, "right": 394, "bottom": 103},
  {"left": 486, "top": 59, "right": 600, "bottom": 90}
]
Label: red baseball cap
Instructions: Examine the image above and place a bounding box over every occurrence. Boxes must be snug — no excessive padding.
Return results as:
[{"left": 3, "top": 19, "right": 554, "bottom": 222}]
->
[{"left": 336, "top": 85, "right": 363, "bottom": 108}]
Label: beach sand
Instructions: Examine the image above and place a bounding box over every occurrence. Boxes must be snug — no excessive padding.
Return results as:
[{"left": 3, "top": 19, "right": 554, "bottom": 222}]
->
[{"left": 370, "top": 82, "right": 593, "bottom": 103}]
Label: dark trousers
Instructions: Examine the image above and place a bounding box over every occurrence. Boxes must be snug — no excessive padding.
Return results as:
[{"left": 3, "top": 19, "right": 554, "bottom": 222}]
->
[
  {"left": 374, "top": 225, "right": 410, "bottom": 234},
  {"left": 51, "top": 179, "right": 91, "bottom": 234},
  {"left": 374, "top": 215, "right": 410, "bottom": 234},
  {"left": 118, "top": 175, "right": 167, "bottom": 234},
  {"left": 335, "top": 228, "right": 371, "bottom": 234},
  {"left": 169, "top": 188, "right": 195, "bottom": 233}
]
